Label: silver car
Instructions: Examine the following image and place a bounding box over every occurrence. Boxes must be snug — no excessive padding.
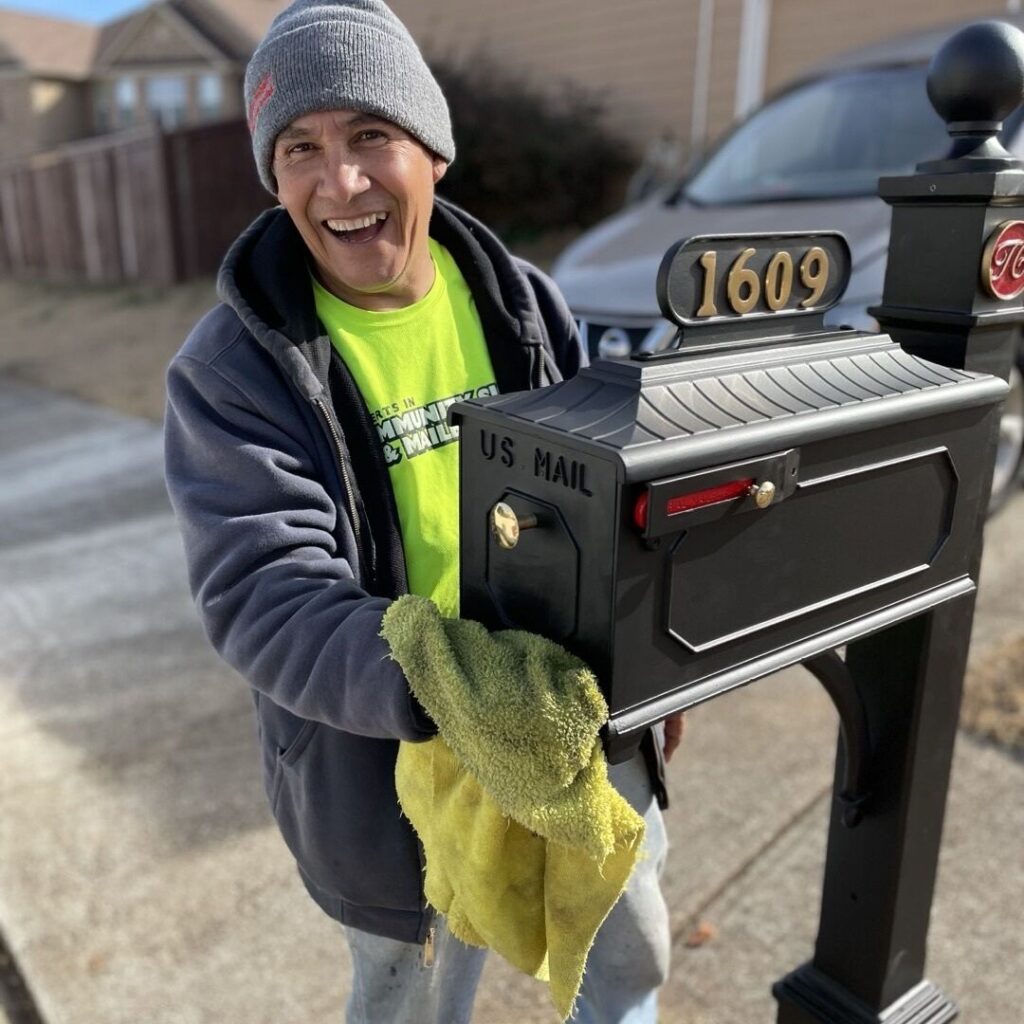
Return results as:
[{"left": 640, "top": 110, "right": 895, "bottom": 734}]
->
[{"left": 553, "top": 20, "right": 1024, "bottom": 511}]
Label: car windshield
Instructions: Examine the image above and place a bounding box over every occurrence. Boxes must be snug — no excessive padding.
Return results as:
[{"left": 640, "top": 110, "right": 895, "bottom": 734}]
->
[{"left": 684, "top": 66, "right": 948, "bottom": 204}]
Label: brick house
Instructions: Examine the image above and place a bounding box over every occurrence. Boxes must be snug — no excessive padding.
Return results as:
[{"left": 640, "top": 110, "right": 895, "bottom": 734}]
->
[
  {"left": 0, "top": 0, "right": 282, "bottom": 164},
  {"left": 0, "top": 9, "right": 97, "bottom": 162}
]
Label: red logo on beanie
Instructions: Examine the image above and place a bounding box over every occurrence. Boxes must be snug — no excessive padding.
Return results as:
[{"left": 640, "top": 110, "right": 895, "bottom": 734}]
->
[{"left": 248, "top": 72, "right": 275, "bottom": 132}]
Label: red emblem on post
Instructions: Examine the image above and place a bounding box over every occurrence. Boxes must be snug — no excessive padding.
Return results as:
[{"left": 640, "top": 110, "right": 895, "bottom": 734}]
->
[{"left": 981, "top": 220, "right": 1024, "bottom": 301}]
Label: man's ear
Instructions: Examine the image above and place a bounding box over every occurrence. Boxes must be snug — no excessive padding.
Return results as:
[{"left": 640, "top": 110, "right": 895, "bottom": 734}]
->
[{"left": 432, "top": 158, "right": 448, "bottom": 185}]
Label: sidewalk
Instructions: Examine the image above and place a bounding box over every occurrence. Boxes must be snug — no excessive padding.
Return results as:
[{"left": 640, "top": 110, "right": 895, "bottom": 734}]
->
[{"left": 0, "top": 376, "right": 1021, "bottom": 1024}]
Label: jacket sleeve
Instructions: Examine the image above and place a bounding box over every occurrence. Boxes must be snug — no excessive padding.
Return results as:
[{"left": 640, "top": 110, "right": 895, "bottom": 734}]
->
[
  {"left": 516, "top": 258, "right": 589, "bottom": 380},
  {"left": 164, "top": 349, "right": 436, "bottom": 742}
]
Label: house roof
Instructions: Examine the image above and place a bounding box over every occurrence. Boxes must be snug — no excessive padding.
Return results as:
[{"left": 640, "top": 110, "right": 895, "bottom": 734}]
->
[
  {"left": 0, "top": 8, "right": 100, "bottom": 79},
  {"left": 92, "top": 12, "right": 137, "bottom": 67},
  {"left": 91, "top": 0, "right": 285, "bottom": 66},
  {"left": 0, "top": 0, "right": 286, "bottom": 81},
  {"left": 92, "top": 0, "right": 252, "bottom": 67},
  {"left": 173, "top": 0, "right": 262, "bottom": 57},
  {"left": 203, "top": 0, "right": 286, "bottom": 47}
]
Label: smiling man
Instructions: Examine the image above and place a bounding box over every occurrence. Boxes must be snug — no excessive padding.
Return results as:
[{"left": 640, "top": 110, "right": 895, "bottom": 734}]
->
[
  {"left": 163, "top": 2, "right": 677, "bottom": 1022},
  {"left": 274, "top": 109, "right": 444, "bottom": 308}
]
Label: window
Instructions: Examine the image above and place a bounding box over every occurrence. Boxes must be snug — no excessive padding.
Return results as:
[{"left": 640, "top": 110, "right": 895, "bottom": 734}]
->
[
  {"left": 144, "top": 75, "right": 188, "bottom": 129},
  {"left": 93, "top": 85, "right": 111, "bottom": 133},
  {"left": 197, "top": 73, "right": 223, "bottom": 121},
  {"left": 114, "top": 76, "right": 137, "bottom": 129},
  {"left": 685, "top": 67, "right": 947, "bottom": 204}
]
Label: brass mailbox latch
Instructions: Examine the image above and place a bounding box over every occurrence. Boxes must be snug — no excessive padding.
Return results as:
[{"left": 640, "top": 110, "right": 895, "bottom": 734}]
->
[
  {"left": 749, "top": 481, "right": 777, "bottom": 509},
  {"left": 490, "top": 501, "right": 539, "bottom": 549}
]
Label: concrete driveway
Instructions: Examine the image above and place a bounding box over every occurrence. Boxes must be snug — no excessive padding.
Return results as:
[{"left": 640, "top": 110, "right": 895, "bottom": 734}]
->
[{"left": 1, "top": 378, "right": 1021, "bottom": 1024}]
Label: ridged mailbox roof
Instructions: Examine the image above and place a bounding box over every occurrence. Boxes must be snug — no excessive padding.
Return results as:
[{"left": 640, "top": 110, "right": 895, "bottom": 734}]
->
[{"left": 457, "top": 332, "right": 1007, "bottom": 482}]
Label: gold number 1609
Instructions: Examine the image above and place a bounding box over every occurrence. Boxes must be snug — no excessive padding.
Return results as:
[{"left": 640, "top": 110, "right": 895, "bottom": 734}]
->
[{"left": 697, "top": 246, "right": 830, "bottom": 317}]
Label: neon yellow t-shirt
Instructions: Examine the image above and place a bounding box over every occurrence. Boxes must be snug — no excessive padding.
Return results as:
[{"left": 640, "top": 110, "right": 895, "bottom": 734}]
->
[{"left": 312, "top": 239, "right": 496, "bottom": 616}]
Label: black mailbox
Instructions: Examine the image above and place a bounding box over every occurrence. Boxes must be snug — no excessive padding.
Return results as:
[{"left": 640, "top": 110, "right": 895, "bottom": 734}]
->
[
  {"left": 452, "top": 229, "right": 1006, "bottom": 762},
  {"left": 454, "top": 20, "right": 1024, "bottom": 1024}
]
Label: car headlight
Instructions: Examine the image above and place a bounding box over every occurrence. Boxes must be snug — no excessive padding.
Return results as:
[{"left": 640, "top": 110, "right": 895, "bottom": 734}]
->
[{"left": 596, "top": 327, "right": 634, "bottom": 359}]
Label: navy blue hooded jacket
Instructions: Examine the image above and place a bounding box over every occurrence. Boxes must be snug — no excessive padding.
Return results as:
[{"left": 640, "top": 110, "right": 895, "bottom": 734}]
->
[{"left": 164, "top": 198, "right": 587, "bottom": 941}]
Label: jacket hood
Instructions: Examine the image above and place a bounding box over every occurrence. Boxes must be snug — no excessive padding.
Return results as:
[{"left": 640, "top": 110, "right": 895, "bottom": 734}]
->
[
  {"left": 216, "top": 206, "right": 328, "bottom": 401},
  {"left": 216, "top": 198, "right": 546, "bottom": 397}
]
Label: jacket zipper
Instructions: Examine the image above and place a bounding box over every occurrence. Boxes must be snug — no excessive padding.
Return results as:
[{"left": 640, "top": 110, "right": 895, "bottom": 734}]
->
[
  {"left": 314, "top": 391, "right": 431, "bottom": 934},
  {"left": 312, "top": 396, "right": 370, "bottom": 577}
]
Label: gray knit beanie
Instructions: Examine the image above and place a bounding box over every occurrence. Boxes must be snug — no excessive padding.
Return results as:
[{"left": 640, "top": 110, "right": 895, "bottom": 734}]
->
[{"left": 244, "top": 0, "right": 455, "bottom": 194}]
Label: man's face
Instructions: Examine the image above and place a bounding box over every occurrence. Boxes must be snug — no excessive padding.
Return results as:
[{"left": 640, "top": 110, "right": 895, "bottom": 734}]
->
[{"left": 273, "top": 109, "right": 447, "bottom": 310}]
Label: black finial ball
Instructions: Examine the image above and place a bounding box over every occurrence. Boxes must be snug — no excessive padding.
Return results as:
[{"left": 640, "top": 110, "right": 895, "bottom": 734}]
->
[{"left": 927, "top": 20, "right": 1024, "bottom": 126}]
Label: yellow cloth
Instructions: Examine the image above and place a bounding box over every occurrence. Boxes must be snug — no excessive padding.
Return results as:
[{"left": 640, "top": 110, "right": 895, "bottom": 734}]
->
[{"left": 382, "top": 595, "right": 645, "bottom": 1021}]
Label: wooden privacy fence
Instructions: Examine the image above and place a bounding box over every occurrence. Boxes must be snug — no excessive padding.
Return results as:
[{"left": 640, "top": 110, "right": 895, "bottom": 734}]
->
[{"left": 0, "top": 119, "right": 271, "bottom": 286}]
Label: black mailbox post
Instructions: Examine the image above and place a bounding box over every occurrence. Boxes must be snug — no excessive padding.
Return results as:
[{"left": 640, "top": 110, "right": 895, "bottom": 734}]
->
[
  {"left": 773, "top": 22, "right": 1024, "bottom": 1024},
  {"left": 452, "top": 21, "right": 1022, "bottom": 1024}
]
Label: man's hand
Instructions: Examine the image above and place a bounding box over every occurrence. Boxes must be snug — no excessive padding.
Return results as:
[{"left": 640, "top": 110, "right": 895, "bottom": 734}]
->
[{"left": 663, "top": 711, "right": 686, "bottom": 763}]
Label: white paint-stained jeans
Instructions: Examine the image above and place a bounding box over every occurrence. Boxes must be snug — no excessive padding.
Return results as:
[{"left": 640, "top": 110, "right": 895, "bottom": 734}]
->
[{"left": 342, "top": 752, "right": 670, "bottom": 1024}]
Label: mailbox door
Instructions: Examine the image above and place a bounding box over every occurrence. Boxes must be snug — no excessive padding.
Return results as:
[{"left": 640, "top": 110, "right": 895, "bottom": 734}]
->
[
  {"left": 457, "top": 414, "right": 622, "bottom": 686},
  {"left": 605, "top": 404, "right": 994, "bottom": 753}
]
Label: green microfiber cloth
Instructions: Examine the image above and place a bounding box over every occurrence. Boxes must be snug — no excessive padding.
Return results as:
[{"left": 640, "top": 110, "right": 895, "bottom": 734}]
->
[{"left": 382, "top": 595, "right": 646, "bottom": 1020}]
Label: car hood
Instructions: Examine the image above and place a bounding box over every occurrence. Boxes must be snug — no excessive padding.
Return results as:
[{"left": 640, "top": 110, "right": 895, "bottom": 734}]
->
[{"left": 552, "top": 194, "right": 891, "bottom": 319}]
